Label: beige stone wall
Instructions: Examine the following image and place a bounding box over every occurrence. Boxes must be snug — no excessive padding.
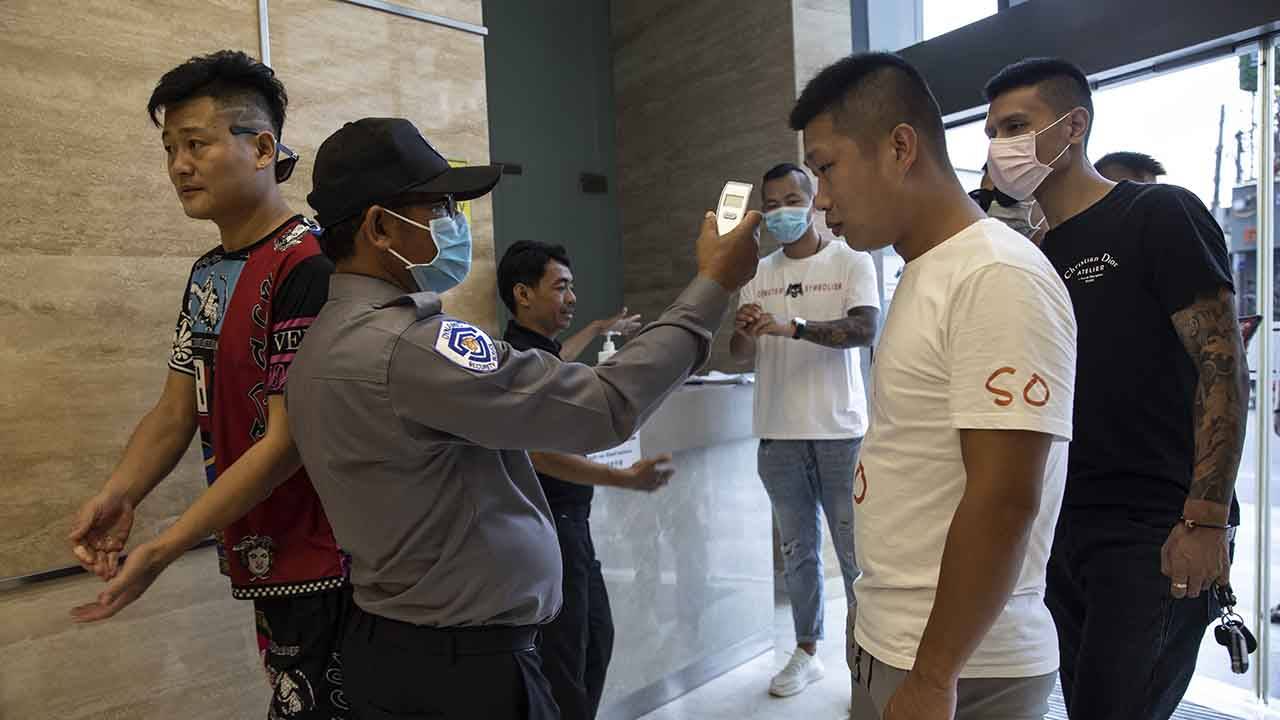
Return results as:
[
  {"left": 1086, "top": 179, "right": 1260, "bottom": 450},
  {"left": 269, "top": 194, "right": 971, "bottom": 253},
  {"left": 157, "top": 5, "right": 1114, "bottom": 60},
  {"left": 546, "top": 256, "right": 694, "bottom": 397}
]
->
[
  {"left": 0, "top": 0, "right": 492, "bottom": 580},
  {"left": 612, "top": 0, "right": 799, "bottom": 372},
  {"left": 268, "top": 0, "right": 496, "bottom": 331}
]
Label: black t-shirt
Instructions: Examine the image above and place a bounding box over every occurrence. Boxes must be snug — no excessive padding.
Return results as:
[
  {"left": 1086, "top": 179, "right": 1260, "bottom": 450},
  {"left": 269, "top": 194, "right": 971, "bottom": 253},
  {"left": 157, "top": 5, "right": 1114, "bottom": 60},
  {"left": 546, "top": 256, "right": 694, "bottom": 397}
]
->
[
  {"left": 1041, "top": 181, "right": 1239, "bottom": 524},
  {"left": 502, "top": 321, "right": 595, "bottom": 509}
]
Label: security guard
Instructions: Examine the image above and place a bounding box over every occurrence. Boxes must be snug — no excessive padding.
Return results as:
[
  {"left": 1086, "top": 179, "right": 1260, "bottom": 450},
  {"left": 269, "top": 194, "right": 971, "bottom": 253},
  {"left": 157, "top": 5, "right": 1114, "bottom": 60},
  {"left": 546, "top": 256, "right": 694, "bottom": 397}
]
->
[{"left": 286, "top": 117, "right": 762, "bottom": 720}]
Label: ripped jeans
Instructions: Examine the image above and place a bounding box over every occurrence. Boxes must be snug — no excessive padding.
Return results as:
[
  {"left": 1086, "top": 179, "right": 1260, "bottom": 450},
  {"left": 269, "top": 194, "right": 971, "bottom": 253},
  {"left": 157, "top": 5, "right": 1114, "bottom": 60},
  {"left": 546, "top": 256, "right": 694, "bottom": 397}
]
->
[{"left": 758, "top": 438, "right": 861, "bottom": 644}]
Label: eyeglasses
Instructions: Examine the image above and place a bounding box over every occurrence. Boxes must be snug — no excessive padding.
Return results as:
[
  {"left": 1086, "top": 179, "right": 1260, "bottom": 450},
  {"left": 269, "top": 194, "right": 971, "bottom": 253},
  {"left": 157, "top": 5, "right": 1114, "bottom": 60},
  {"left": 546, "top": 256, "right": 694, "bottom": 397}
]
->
[
  {"left": 229, "top": 125, "right": 299, "bottom": 183},
  {"left": 968, "top": 187, "right": 1019, "bottom": 213},
  {"left": 422, "top": 196, "right": 457, "bottom": 219}
]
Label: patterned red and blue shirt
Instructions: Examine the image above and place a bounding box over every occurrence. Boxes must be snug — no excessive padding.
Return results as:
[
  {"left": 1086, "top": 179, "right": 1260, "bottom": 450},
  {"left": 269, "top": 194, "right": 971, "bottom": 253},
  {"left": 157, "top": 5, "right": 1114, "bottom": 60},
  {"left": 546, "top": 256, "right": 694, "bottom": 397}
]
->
[{"left": 169, "top": 215, "right": 347, "bottom": 599}]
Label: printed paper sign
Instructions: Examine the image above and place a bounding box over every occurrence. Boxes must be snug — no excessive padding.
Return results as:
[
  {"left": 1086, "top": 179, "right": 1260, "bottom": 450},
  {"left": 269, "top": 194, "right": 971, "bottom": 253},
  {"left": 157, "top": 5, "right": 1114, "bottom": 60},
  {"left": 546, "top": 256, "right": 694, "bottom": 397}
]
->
[
  {"left": 447, "top": 159, "right": 474, "bottom": 225},
  {"left": 587, "top": 433, "right": 642, "bottom": 470}
]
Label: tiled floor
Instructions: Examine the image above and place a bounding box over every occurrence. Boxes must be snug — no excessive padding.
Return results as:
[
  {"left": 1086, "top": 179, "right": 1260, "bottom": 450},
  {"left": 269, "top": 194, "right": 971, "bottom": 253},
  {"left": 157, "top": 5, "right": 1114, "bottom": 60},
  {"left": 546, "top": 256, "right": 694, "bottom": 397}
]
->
[
  {"left": 639, "top": 578, "right": 854, "bottom": 720},
  {"left": 639, "top": 577, "right": 1274, "bottom": 720},
  {"left": 4, "top": 553, "right": 1278, "bottom": 719}
]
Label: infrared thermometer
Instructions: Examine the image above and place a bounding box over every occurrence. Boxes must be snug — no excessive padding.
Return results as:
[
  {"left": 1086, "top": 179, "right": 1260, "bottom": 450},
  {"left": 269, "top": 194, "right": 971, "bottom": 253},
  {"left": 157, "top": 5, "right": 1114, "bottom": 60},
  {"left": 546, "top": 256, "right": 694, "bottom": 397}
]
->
[{"left": 716, "top": 181, "right": 753, "bottom": 235}]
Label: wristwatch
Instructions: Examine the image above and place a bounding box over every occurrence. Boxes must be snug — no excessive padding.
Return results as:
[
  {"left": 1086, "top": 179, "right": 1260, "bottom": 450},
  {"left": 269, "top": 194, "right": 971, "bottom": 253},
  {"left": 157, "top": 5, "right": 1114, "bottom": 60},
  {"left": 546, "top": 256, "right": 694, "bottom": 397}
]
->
[{"left": 792, "top": 317, "right": 807, "bottom": 340}]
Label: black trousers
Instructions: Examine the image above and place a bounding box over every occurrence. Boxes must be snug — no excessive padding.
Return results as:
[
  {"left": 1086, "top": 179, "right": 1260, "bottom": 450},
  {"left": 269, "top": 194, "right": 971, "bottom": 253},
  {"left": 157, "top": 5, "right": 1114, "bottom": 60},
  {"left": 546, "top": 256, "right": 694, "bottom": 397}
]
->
[
  {"left": 342, "top": 605, "right": 559, "bottom": 719},
  {"left": 539, "top": 507, "right": 615, "bottom": 720},
  {"left": 1046, "top": 506, "right": 1228, "bottom": 720}
]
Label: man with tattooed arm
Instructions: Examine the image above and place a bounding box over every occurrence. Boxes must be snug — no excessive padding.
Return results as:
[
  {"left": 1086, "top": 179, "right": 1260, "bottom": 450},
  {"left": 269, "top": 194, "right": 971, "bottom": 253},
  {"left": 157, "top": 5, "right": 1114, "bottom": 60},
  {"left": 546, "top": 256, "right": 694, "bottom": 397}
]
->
[{"left": 984, "top": 57, "right": 1248, "bottom": 719}]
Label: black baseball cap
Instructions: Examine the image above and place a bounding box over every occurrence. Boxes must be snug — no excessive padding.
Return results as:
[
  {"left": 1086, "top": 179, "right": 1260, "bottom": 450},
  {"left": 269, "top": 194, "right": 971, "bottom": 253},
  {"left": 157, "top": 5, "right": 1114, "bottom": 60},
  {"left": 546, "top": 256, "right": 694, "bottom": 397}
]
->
[{"left": 308, "top": 117, "right": 502, "bottom": 228}]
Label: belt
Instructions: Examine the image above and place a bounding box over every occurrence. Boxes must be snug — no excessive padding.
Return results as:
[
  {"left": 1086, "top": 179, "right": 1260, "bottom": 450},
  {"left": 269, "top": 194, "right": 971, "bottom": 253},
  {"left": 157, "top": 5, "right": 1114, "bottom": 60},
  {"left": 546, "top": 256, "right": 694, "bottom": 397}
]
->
[{"left": 354, "top": 606, "right": 540, "bottom": 656}]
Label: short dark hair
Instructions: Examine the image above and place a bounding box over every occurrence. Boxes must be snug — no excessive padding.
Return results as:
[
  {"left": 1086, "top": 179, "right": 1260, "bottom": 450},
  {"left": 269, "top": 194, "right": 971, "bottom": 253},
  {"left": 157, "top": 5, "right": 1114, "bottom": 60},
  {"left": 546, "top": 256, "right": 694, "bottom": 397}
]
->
[
  {"left": 148, "top": 50, "right": 287, "bottom": 138},
  {"left": 316, "top": 210, "right": 364, "bottom": 263},
  {"left": 984, "top": 57, "right": 1093, "bottom": 142},
  {"left": 1095, "top": 151, "right": 1166, "bottom": 178},
  {"left": 497, "top": 241, "right": 573, "bottom": 315},
  {"left": 317, "top": 193, "right": 449, "bottom": 263},
  {"left": 762, "top": 163, "right": 813, "bottom": 196},
  {"left": 790, "top": 52, "right": 948, "bottom": 166}
]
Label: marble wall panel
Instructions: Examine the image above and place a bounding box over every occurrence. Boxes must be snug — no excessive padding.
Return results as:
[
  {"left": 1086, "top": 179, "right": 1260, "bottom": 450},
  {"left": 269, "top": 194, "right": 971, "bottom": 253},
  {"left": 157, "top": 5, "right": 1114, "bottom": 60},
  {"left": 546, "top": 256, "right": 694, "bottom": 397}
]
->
[
  {"left": 0, "top": 0, "right": 491, "bottom": 580},
  {"left": 269, "top": 0, "right": 495, "bottom": 330},
  {"left": 0, "top": 0, "right": 256, "bottom": 257},
  {"left": 0, "top": 0, "right": 257, "bottom": 580},
  {"left": 401, "top": 0, "right": 483, "bottom": 25}
]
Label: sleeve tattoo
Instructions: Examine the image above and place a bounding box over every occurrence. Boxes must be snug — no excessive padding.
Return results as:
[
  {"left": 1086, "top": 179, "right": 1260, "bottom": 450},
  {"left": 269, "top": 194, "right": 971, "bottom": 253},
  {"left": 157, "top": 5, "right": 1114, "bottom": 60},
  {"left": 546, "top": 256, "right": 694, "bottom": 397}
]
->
[
  {"left": 1171, "top": 287, "right": 1248, "bottom": 505},
  {"left": 803, "top": 306, "right": 879, "bottom": 349}
]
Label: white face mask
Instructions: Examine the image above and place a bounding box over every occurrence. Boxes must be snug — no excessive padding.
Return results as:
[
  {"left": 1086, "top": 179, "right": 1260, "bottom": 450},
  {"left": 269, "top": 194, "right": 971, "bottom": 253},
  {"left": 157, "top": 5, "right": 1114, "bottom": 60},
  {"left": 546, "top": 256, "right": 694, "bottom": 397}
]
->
[{"left": 986, "top": 111, "right": 1073, "bottom": 201}]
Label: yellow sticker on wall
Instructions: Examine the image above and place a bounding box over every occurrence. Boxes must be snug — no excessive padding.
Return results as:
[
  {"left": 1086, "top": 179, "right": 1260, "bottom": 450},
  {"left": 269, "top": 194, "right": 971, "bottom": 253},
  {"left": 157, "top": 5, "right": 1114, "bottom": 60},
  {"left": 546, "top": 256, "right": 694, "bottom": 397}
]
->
[{"left": 447, "top": 159, "right": 473, "bottom": 225}]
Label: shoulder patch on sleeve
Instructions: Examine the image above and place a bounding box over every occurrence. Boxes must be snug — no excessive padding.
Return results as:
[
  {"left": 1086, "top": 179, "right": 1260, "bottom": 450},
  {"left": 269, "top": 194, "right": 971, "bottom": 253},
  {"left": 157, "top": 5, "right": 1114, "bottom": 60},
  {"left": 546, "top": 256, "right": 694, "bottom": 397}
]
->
[{"left": 435, "top": 320, "right": 499, "bottom": 373}]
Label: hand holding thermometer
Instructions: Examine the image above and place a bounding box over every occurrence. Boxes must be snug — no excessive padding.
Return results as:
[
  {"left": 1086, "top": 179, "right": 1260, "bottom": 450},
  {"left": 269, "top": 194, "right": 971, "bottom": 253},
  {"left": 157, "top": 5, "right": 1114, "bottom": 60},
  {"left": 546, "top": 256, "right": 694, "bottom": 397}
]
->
[{"left": 716, "top": 181, "right": 753, "bottom": 235}]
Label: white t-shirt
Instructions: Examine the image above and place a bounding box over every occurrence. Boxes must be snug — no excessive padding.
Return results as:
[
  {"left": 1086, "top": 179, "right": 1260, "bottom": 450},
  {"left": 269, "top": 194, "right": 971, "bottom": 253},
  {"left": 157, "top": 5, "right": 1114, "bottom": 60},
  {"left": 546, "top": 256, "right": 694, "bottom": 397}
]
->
[
  {"left": 740, "top": 241, "right": 880, "bottom": 439},
  {"left": 853, "top": 219, "right": 1077, "bottom": 679}
]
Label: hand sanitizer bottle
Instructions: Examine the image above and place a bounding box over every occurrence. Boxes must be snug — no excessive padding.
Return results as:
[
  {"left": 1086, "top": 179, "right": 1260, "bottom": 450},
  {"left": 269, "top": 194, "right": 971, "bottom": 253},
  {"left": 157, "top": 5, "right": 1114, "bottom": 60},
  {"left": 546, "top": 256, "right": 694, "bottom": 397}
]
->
[{"left": 598, "top": 332, "right": 619, "bottom": 364}]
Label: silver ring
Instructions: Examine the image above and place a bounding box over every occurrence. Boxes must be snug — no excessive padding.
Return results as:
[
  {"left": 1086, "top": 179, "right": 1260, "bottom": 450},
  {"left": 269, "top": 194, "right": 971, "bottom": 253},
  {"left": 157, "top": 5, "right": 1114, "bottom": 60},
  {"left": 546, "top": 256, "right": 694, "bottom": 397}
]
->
[{"left": 1172, "top": 582, "right": 1189, "bottom": 589}]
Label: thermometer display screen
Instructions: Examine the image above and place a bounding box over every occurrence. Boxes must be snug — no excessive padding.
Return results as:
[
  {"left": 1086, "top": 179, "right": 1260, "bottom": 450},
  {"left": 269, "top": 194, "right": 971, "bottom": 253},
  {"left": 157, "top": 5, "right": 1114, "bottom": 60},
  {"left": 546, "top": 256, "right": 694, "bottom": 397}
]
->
[{"left": 722, "top": 194, "right": 745, "bottom": 209}]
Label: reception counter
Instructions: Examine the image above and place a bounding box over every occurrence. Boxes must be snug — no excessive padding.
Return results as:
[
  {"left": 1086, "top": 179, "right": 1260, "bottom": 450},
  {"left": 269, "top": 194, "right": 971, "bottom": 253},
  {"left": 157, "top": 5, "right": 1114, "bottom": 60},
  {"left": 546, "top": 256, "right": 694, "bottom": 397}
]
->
[{"left": 592, "top": 382, "right": 774, "bottom": 719}]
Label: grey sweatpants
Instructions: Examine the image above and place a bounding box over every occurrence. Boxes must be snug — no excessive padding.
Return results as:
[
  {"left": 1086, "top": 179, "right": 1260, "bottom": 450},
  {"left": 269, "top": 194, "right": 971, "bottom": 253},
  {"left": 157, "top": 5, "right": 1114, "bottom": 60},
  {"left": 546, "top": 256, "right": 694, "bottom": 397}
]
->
[{"left": 848, "top": 610, "right": 1055, "bottom": 719}]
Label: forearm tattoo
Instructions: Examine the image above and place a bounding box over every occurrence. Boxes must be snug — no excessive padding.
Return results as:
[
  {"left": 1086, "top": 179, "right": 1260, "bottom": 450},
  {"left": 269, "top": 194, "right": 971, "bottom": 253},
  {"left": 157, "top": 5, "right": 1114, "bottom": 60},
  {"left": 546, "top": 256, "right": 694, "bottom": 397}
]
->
[
  {"left": 804, "top": 307, "right": 879, "bottom": 349},
  {"left": 1172, "top": 288, "right": 1248, "bottom": 505}
]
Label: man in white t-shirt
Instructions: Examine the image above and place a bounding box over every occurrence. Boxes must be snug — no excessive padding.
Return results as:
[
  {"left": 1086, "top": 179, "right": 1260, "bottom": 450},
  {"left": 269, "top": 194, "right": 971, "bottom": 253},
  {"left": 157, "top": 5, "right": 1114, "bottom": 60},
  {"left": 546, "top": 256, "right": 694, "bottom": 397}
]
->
[
  {"left": 730, "top": 162, "right": 880, "bottom": 698},
  {"left": 789, "top": 53, "right": 1077, "bottom": 720}
]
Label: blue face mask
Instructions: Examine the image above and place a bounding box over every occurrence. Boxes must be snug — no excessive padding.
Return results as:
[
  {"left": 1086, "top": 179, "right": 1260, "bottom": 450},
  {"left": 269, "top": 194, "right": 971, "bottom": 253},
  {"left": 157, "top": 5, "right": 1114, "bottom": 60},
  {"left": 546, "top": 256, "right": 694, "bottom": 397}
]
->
[
  {"left": 764, "top": 205, "right": 812, "bottom": 245},
  {"left": 384, "top": 208, "right": 472, "bottom": 294}
]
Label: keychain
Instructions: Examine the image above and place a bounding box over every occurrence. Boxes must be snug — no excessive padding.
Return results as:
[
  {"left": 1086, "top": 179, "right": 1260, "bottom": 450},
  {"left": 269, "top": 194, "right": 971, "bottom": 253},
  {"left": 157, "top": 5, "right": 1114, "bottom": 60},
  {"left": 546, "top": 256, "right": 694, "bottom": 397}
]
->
[{"left": 1212, "top": 584, "right": 1257, "bottom": 674}]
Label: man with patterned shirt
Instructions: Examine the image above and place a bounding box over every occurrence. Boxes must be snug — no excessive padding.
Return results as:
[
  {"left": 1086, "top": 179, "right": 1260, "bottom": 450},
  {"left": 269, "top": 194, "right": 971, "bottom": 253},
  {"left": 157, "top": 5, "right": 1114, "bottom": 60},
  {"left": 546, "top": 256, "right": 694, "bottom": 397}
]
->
[{"left": 68, "top": 51, "right": 349, "bottom": 720}]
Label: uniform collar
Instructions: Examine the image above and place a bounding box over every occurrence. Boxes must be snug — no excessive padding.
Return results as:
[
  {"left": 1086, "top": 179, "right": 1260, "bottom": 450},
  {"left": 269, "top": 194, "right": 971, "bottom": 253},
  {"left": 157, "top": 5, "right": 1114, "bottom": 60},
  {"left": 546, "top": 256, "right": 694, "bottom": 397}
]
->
[
  {"left": 504, "top": 320, "right": 562, "bottom": 357},
  {"left": 329, "top": 273, "right": 443, "bottom": 320}
]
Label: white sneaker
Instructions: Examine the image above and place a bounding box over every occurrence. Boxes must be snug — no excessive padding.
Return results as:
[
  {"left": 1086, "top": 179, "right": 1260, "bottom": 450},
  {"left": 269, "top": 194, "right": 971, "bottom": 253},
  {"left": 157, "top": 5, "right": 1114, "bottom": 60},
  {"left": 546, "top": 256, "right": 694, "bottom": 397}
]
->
[{"left": 769, "top": 649, "right": 825, "bottom": 697}]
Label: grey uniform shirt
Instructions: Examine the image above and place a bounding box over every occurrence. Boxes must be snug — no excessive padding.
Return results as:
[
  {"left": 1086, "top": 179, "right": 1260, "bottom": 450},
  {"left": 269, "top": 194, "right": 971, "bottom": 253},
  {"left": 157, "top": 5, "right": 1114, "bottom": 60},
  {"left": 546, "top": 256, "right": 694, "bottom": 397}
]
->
[{"left": 286, "top": 272, "right": 728, "bottom": 627}]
